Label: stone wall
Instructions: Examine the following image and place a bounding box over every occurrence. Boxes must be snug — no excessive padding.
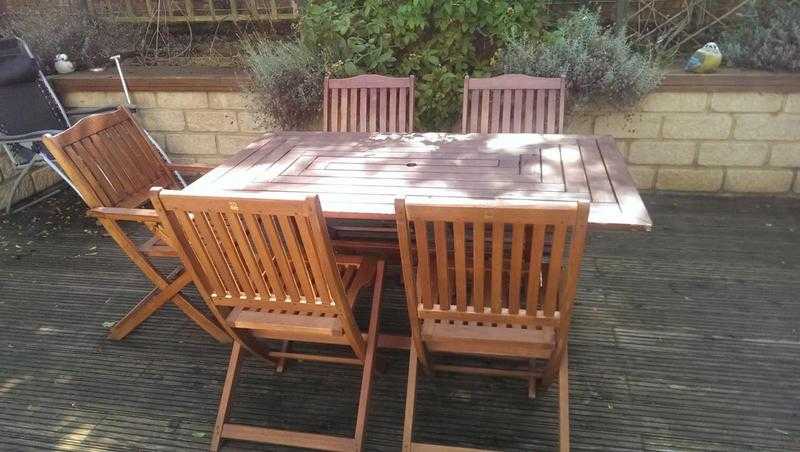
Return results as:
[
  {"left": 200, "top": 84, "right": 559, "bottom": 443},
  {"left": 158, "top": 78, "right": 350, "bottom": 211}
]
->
[
  {"left": 566, "top": 91, "right": 800, "bottom": 194},
  {"left": 62, "top": 90, "right": 268, "bottom": 165},
  {"left": 0, "top": 148, "right": 63, "bottom": 209},
  {"left": 60, "top": 89, "right": 800, "bottom": 195},
  {"left": 3, "top": 77, "right": 800, "bottom": 208}
]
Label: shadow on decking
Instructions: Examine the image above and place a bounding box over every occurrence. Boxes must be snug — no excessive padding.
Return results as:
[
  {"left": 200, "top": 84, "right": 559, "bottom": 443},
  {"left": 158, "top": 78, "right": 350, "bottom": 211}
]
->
[{"left": 0, "top": 191, "right": 799, "bottom": 451}]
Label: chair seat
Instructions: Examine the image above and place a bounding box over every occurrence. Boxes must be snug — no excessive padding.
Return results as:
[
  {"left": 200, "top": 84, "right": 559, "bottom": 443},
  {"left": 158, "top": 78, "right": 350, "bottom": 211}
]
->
[
  {"left": 225, "top": 256, "right": 378, "bottom": 342},
  {"left": 422, "top": 321, "right": 555, "bottom": 359}
]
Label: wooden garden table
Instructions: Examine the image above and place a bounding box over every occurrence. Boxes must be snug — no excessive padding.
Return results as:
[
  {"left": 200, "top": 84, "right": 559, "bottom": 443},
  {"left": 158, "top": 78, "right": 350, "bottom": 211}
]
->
[{"left": 187, "top": 131, "right": 652, "bottom": 231}]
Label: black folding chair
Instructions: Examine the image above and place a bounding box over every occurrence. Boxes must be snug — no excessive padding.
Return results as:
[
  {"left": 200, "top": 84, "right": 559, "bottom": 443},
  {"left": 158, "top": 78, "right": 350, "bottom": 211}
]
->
[{"left": 0, "top": 36, "right": 118, "bottom": 214}]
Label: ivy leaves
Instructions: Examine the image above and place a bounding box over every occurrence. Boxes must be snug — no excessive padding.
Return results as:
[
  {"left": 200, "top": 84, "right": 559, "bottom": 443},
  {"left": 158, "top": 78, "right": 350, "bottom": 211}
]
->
[{"left": 300, "top": 0, "right": 545, "bottom": 130}]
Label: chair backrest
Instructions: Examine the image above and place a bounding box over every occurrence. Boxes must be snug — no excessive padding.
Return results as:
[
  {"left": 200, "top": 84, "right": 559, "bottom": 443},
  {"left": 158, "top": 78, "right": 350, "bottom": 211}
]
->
[
  {"left": 42, "top": 107, "right": 178, "bottom": 209},
  {"left": 0, "top": 37, "right": 68, "bottom": 137},
  {"left": 323, "top": 74, "right": 415, "bottom": 133},
  {"left": 461, "top": 74, "right": 566, "bottom": 134},
  {"left": 395, "top": 198, "right": 589, "bottom": 350},
  {"left": 151, "top": 189, "right": 365, "bottom": 354}
]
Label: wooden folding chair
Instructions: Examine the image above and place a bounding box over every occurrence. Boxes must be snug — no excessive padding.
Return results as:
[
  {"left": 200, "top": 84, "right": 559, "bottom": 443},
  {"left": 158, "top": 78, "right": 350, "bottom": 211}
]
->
[
  {"left": 150, "top": 189, "right": 386, "bottom": 452},
  {"left": 41, "top": 107, "right": 229, "bottom": 343},
  {"left": 322, "top": 74, "right": 416, "bottom": 255},
  {"left": 323, "top": 74, "right": 415, "bottom": 133},
  {"left": 462, "top": 74, "right": 567, "bottom": 134},
  {"left": 395, "top": 197, "right": 590, "bottom": 451}
]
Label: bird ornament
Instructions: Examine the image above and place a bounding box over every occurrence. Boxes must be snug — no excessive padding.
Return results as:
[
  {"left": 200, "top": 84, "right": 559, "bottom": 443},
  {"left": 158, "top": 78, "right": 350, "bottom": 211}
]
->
[
  {"left": 684, "top": 42, "right": 722, "bottom": 74},
  {"left": 54, "top": 54, "right": 75, "bottom": 74}
]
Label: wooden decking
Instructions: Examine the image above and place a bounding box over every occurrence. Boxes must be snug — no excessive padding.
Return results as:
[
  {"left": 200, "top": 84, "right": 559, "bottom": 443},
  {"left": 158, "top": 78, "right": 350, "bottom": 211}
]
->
[{"left": 1, "top": 191, "right": 799, "bottom": 451}]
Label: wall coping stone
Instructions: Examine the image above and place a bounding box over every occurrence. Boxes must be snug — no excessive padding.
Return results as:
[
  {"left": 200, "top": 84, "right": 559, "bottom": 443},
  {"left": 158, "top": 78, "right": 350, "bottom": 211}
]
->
[{"left": 50, "top": 66, "right": 800, "bottom": 94}]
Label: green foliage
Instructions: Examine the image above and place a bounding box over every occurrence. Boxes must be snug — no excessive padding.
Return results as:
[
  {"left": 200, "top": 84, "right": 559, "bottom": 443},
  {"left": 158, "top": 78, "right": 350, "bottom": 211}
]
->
[
  {"left": 499, "top": 9, "right": 664, "bottom": 110},
  {"left": 722, "top": 0, "right": 800, "bottom": 72},
  {"left": 0, "top": 7, "right": 140, "bottom": 73},
  {"left": 242, "top": 37, "right": 325, "bottom": 130},
  {"left": 300, "top": 0, "right": 546, "bottom": 130}
]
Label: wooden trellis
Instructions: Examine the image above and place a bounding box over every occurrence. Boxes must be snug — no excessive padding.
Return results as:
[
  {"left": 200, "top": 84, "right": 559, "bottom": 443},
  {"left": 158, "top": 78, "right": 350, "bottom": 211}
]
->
[
  {"left": 547, "top": 0, "right": 754, "bottom": 51},
  {"left": 86, "top": 0, "right": 300, "bottom": 23},
  {"left": 621, "top": 0, "right": 754, "bottom": 51}
]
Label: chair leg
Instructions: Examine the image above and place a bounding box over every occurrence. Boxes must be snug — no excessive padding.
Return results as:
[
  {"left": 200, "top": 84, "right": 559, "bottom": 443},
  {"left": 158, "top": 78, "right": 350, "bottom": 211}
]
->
[
  {"left": 171, "top": 295, "right": 231, "bottom": 343},
  {"left": 528, "top": 358, "right": 537, "bottom": 400},
  {"left": 354, "top": 260, "right": 384, "bottom": 451},
  {"left": 276, "top": 340, "right": 291, "bottom": 373},
  {"left": 211, "top": 341, "right": 246, "bottom": 452},
  {"left": 558, "top": 348, "right": 570, "bottom": 452},
  {"left": 101, "top": 218, "right": 229, "bottom": 343},
  {"left": 402, "top": 347, "right": 419, "bottom": 452},
  {"left": 107, "top": 268, "right": 189, "bottom": 340}
]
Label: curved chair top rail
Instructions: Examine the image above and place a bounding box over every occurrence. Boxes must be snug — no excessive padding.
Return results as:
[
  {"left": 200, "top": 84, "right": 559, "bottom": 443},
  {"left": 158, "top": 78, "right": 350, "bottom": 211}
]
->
[
  {"left": 326, "top": 74, "right": 415, "bottom": 89},
  {"left": 464, "top": 74, "right": 565, "bottom": 90}
]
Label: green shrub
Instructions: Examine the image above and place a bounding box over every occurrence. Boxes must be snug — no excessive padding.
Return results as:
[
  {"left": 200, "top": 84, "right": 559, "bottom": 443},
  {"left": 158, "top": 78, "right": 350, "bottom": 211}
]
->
[
  {"left": 242, "top": 38, "right": 325, "bottom": 130},
  {"left": 722, "top": 0, "right": 800, "bottom": 72},
  {"left": 499, "top": 9, "right": 664, "bottom": 110},
  {"left": 300, "top": 0, "right": 546, "bottom": 130},
  {"left": 0, "top": 7, "right": 140, "bottom": 73}
]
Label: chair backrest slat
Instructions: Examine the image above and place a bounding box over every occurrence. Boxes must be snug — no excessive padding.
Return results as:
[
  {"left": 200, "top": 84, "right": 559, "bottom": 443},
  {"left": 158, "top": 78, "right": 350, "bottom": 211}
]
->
[
  {"left": 396, "top": 198, "right": 589, "bottom": 333},
  {"left": 152, "top": 190, "right": 366, "bottom": 353},
  {"left": 462, "top": 75, "right": 566, "bottom": 135},
  {"left": 323, "top": 75, "right": 415, "bottom": 133},
  {"left": 43, "top": 107, "right": 177, "bottom": 209}
]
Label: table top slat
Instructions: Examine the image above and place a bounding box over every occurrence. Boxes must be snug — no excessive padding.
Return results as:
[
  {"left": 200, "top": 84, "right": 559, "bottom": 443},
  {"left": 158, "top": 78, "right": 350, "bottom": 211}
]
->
[{"left": 188, "top": 132, "right": 652, "bottom": 231}]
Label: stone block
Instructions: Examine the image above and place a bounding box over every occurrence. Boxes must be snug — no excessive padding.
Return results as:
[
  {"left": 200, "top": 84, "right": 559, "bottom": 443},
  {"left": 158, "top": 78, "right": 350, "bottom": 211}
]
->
[
  {"left": 734, "top": 114, "right": 800, "bottom": 141},
  {"left": 209, "top": 92, "right": 249, "bottom": 109},
  {"left": 0, "top": 153, "right": 13, "bottom": 181},
  {"left": 627, "top": 165, "right": 657, "bottom": 190},
  {"left": 107, "top": 91, "right": 158, "bottom": 108},
  {"left": 564, "top": 114, "right": 595, "bottom": 135},
  {"left": 724, "top": 169, "right": 794, "bottom": 193},
  {"left": 0, "top": 174, "right": 35, "bottom": 204},
  {"left": 769, "top": 143, "right": 800, "bottom": 167},
  {"left": 594, "top": 113, "right": 661, "bottom": 139},
  {"left": 165, "top": 133, "right": 217, "bottom": 155},
  {"left": 238, "top": 112, "right": 268, "bottom": 133},
  {"left": 710, "top": 93, "right": 784, "bottom": 113},
  {"left": 148, "top": 132, "right": 167, "bottom": 150},
  {"left": 185, "top": 110, "right": 239, "bottom": 132},
  {"left": 628, "top": 141, "right": 696, "bottom": 165},
  {"left": 62, "top": 91, "right": 108, "bottom": 108},
  {"left": 784, "top": 94, "right": 800, "bottom": 113},
  {"left": 139, "top": 109, "right": 185, "bottom": 132},
  {"left": 156, "top": 91, "right": 208, "bottom": 109},
  {"left": 697, "top": 142, "right": 769, "bottom": 167},
  {"left": 662, "top": 113, "right": 732, "bottom": 139},
  {"left": 656, "top": 168, "right": 723, "bottom": 192},
  {"left": 217, "top": 134, "right": 264, "bottom": 155},
  {"left": 640, "top": 92, "right": 707, "bottom": 112},
  {"left": 30, "top": 167, "right": 61, "bottom": 192}
]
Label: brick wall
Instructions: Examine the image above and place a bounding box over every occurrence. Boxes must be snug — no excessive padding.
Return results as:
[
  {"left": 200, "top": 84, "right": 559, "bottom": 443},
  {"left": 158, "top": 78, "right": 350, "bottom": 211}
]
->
[{"left": 3, "top": 86, "right": 799, "bottom": 208}]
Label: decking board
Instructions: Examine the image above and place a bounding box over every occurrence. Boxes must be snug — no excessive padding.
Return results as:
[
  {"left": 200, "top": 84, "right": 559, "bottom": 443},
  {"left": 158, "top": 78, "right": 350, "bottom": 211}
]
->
[{"left": 1, "top": 191, "right": 798, "bottom": 451}]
